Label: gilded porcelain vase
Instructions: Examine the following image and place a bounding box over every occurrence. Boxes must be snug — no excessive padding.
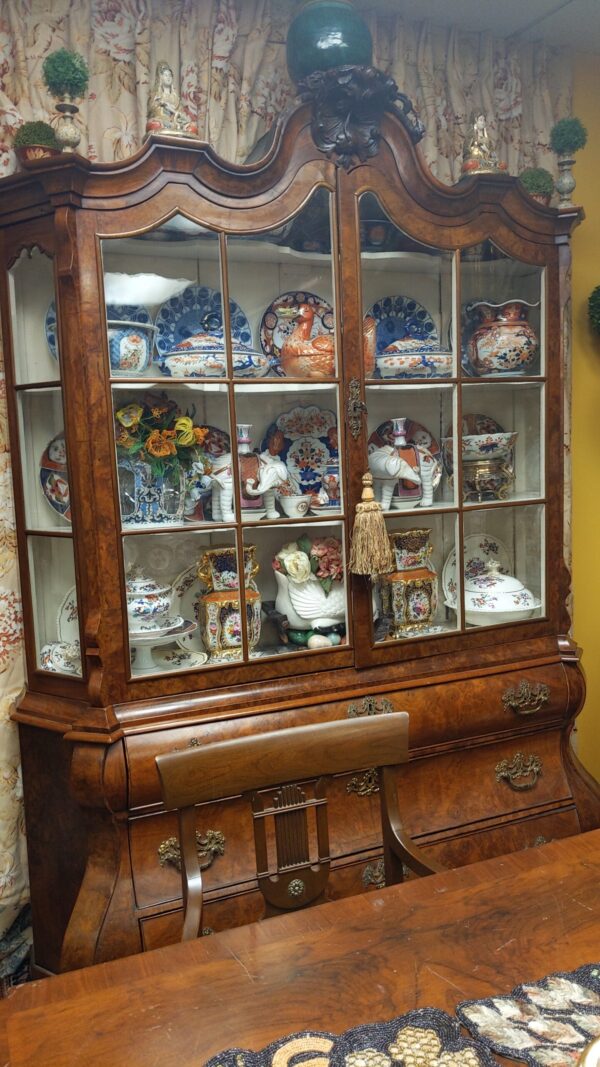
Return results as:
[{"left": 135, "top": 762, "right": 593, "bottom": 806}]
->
[
  {"left": 379, "top": 529, "right": 438, "bottom": 636},
  {"left": 198, "top": 545, "right": 261, "bottom": 660}
]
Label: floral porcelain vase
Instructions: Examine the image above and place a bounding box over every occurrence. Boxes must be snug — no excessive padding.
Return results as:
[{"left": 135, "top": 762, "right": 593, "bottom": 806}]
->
[
  {"left": 466, "top": 300, "right": 539, "bottom": 375},
  {"left": 379, "top": 529, "right": 438, "bottom": 636},
  {"left": 197, "top": 545, "right": 261, "bottom": 660}
]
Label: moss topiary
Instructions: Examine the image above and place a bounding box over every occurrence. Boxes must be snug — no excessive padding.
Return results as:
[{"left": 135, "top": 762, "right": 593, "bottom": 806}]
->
[
  {"left": 13, "top": 121, "right": 59, "bottom": 149},
  {"left": 518, "top": 166, "right": 554, "bottom": 198},
  {"left": 550, "top": 117, "right": 588, "bottom": 156},
  {"left": 42, "top": 48, "right": 89, "bottom": 99},
  {"left": 588, "top": 286, "right": 600, "bottom": 335}
]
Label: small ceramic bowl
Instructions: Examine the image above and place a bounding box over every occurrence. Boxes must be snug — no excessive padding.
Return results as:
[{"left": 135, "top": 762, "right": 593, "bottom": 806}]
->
[
  {"left": 462, "top": 561, "right": 541, "bottom": 626},
  {"left": 160, "top": 333, "right": 270, "bottom": 378},
  {"left": 107, "top": 321, "right": 157, "bottom": 375},
  {"left": 377, "top": 348, "right": 452, "bottom": 379},
  {"left": 443, "top": 431, "right": 517, "bottom": 469},
  {"left": 278, "top": 494, "right": 310, "bottom": 518},
  {"left": 126, "top": 570, "right": 172, "bottom": 628}
]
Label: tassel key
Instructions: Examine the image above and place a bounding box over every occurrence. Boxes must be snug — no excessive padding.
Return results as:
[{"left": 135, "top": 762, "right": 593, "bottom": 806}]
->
[{"left": 349, "top": 472, "right": 394, "bottom": 578}]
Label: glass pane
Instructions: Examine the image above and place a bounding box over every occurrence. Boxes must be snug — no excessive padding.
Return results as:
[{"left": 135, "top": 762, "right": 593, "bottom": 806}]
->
[
  {"left": 101, "top": 216, "right": 232, "bottom": 379},
  {"left": 366, "top": 385, "right": 456, "bottom": 511},
  {"left": 359, "top": 193, "right": 454, "bottom": 380},
  {"left": 112, "top": 383, "right": 231, "bottom": 529},
  {"left": 8, "top": 248, "right": 61, "bottom": 385},
  {"left": 18, "top": 388, "right": 70, "bottom": 529},
  {"left": 460, "top": 505, "right": 545, "bottom": 628},
  {"left": 373, "top": 514, "right": 460, "bottom": 642},
  {"left": 459, "top": 383, "right": 544, "bottom": 504},
  {"left": 28, "top": 534, "right": 81, "bottom": 676},
  {"left": 245, "top": 520, "right": 348, "bottom": 658},
  {"left": 226, "top": 188, "right": 336, "bottom": 380},
  {"left": 123, "top": 528, "right": 240, "bottom": 675},
  {"left": 460, "top": 242, "right": 544, "bottom": 376},
  {"left": 233, "top": 383, "right": 342, "bottom": 520}
]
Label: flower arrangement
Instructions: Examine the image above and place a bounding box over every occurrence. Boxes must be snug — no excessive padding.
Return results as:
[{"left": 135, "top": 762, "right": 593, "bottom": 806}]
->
[
  {"left": 273, "top": 533, "right": 343, "bottom": 595},
  {"left": 115, "top": 392, "right": 212, "bottom": 478},
  {"left": 14, "top": 121, "right": 59, "bottom": 149},
  {"left": 42, "top": 49, "right": 90, "bottom": 100},
  {"left": 589, "top": 286, "right": 600, "bottom": 335},
  {"left": 549, "top": 117, "right": 588, "bottom": 157},
  {"left": 518, "top": 166, "right": 554, "bottom": 200}
]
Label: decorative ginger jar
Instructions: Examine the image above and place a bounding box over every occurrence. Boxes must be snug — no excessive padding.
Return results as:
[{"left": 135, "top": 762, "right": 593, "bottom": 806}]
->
[
  {"left": 461, "top": 560, "right": 541, "bottom": 626},
  {"left": 286, "top": 0, "right": 373, "bottom": 85},
  {"left": 466, "top": 300, "right": 539, "bottom": 375},
  {"left": 107, "top": 320, "right": 157, "bottom": 375},
  {"left": 379, "top": 529, "right": 438, "bottom": 637}
]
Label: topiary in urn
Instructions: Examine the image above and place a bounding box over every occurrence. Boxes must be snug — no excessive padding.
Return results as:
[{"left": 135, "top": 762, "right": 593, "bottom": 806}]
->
[{"left": 286, "top": 0, "right": 373, "bottom": 86}]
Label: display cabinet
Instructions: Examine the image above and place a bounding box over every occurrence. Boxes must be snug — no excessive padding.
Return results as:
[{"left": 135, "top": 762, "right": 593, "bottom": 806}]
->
[{"left": 1, "top": 87, "right": 599, "bottom": 975}]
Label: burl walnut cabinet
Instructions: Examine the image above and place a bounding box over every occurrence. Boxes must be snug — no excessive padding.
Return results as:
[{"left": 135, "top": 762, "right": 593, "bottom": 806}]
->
[{"left": 0, "top": 89, "right": 598, "bottom": 975}]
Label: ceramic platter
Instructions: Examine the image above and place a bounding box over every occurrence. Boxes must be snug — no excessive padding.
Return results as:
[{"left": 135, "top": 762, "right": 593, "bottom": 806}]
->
[
  {"left": 365, "top": 294, "right": 438, "bottom": 355},
  {"left": 150, "top": 647, "right": 208, "bottom": 670},
  {"left": 261, "top": 404, "right": 337, "bottom": 498},
  {"left": 57, "top": 586, "right": 79, "bottom": 643},
  {"left": 183, "top": 424, "right": 230, "bottom": 523},
  {"left": 39, "top": 431, "right": 71, "bottom": 522},
  {"left": 45, "top": 301, "right": 151, "bottom": 361},
  {"left": 442, "top": 533, "right": 512, "bottom": 606},
  {"left": 259, "top": 291, "right": 334, "bottom": 368},
  {"left": 154, "top": 285, "right": 252, "bottom": 358},
  {"left": 367, "top": 419, "right": 442, "bottom": 501},
  {"left": 171, "top": 564, "right": 207, "bottom": 653}
]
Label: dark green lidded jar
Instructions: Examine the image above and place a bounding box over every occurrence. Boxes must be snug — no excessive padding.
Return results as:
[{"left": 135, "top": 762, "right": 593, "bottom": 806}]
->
[{"left": 286, "top": 0, "right": 373, "bottom": 85}]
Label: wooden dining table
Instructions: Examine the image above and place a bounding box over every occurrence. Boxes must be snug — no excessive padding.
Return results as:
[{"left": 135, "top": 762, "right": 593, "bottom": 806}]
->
[{"left": 1, "top": 829, "right": 599, "bottom": 1067}]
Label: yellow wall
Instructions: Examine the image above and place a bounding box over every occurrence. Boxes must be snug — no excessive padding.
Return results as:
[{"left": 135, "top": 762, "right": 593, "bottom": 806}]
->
[{"left": 571, "top": 53, "right": 600, "bottom": 778}]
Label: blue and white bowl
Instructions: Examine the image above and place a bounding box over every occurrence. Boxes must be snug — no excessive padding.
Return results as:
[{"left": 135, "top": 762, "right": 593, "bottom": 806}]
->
[{"left": 108, "top": 320, "right": 157, "bottom": 375}]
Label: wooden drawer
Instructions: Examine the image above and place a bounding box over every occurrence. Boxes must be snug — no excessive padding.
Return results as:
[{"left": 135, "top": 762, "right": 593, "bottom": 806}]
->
[
  {"left": 125, "top": 663, "right": 568, "bottom": 810},
  {"left": 129, "top": 772, "right": 382, "bottom": 910},
  {"left": 398, "top": 730, "right": 572, "bottom": 837},
  {"left": 139, "top": 852, "right": 385, "bottom": 951},
  {"left": 426, "top": 808, "right": 581, "bottom": 867}
]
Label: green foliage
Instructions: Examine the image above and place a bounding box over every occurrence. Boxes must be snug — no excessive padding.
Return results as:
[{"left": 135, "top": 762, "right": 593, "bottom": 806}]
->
[
  {"left": 550, "top": 117, "right": 588, "bottom": 156},
  {"left": 13, "top": 121, "right": 58, "bottom": 149},
  {"left": 588, "top": 286, "right": 600, "bottom": 335},
  {"left": 42, "top": 49, "right": 89, "bottom": 99},
  {"left": 518, "top": 167, "right": 554, "bottom": 198}
]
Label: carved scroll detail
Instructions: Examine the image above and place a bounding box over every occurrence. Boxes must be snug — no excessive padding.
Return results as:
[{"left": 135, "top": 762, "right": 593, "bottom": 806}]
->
[{"left": 347, "top": 695, "right": 394, "bottom": 718}]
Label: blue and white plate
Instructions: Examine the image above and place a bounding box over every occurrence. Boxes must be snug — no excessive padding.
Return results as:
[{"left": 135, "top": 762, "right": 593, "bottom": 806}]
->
[
  {"left": 45, "top": 302, "right": 59, "bottom": 361},
  {"left": 365, "top": 294, "right": 438, "bottom": 355},
  {"left": 154, "top": 285, "right": 252, "bottom": 358},
  {"left": 45, "top": 301, "right": 152, "bottom": 361}
]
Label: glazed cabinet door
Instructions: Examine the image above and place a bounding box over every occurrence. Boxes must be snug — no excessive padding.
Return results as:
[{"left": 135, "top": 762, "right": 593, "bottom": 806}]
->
[
  {"left": 93, "top": 178, "right": 356, "bottom": 685},
  {"left": 337, "top": 164, "right": 555, "bottom": 669}
]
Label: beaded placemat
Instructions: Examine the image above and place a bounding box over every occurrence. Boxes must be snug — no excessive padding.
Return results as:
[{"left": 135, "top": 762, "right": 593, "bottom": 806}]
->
[
  {"left": 204, "top": 1006, "right": 499, "bottom": 1067},
  {"left": 456, "top": 963, "right": 600, "bottom": 1067}
]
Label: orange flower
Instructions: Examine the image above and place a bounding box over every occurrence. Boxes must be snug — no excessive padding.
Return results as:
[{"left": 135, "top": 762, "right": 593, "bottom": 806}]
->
[
  {"left": 193, "top": 426, "right": 209, "bottom": 445},
  {"left": 116, "top": 427, "right": 135, "bottom": 448},
  {"left": 145, "top": 429, "right": 177, "bottom": 458}
]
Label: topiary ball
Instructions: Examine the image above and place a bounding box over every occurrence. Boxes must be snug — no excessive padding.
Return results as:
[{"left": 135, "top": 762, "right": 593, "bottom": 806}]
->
[{"left": 588, "top": 286, "right": 600, "bottom": 335}]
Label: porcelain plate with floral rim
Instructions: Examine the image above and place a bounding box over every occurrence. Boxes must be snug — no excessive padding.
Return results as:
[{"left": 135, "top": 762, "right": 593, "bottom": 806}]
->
[
  {"left": 57, "top": 586, "right": 79, "bottom": 644},
  {"left": 261, "top": 404, "right": 338, "bottom": 498},
  {"left": 39, "top": 430, "right": 71, "bottom": 522},
  {"left": 442, "top": 533, "right": 512, "bottom": 606},
  {"left": 365, "top": 294, "right": 438, "bottom": 355},
  {"left": 170, "top": 563, "right": 207, "bottom": 654},
  {"left": 154, "top": 284, "right": 252, "bottom": 358}
]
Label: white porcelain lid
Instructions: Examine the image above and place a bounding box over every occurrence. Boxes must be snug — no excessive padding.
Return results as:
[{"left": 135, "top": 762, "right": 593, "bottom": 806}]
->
[{"left": 464, "top": 559, "right": 523, "bottom": 595}]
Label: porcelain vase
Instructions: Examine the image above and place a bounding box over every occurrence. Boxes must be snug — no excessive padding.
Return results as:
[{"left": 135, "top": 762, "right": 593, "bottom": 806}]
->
[
  {"left": 379, "top": 529, "right": 438, "bottom": 636},
  {"left": 118, "top": 458, "right": 186, "bottom": 526}
]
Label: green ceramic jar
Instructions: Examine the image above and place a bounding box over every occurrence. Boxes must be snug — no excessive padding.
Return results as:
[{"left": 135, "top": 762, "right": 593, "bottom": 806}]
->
[{"left": 286, "top": 0, "right": 373, "bottom": 85}]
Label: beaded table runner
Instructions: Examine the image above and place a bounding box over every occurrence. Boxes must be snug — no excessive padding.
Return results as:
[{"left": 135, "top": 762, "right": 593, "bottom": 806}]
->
[
  {"left": 204, "top": 1006, "right": 499, "bottom": 1067},
  {"left": 456, "top": 963, "right": 600, "bottom": 1067}
]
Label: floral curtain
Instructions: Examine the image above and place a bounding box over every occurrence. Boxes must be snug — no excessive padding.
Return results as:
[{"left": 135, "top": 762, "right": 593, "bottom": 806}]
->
[{"left": 0, "top": 0, "right": 573, "bottom": 968}]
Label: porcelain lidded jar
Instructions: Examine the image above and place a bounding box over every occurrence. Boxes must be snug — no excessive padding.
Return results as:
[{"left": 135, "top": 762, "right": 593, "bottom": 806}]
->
[
  {"left": 464, "top": 560, "right": 541, "bottom": 626},
  {"left": 126, "top": 568, "right": 172, "bottom": 630},
  {"left": 466, "top": 300, "right": 539, "bottom": 375},
  {"left": 379, "top": 528, "right": 438, "bottom": 636}
]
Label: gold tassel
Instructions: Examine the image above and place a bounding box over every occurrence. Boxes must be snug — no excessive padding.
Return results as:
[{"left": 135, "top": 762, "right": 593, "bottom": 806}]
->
[{"left": 349, "top": 472, "right": 394, "bottom": 578}]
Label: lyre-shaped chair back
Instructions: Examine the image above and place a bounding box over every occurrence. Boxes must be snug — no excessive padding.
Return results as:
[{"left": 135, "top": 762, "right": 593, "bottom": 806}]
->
[{"left": 252, "top": 777, "right": 330, "bottom": 911}]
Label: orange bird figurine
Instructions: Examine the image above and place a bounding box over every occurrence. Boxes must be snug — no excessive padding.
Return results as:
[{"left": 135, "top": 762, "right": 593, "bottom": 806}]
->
[{"left": 278, "top": 303, "right": 335, "bottom": 378}]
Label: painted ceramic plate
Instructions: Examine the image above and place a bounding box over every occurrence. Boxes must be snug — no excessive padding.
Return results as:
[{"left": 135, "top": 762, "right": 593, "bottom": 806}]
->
[
  {"left": 39, "top": 431, "right": 71, "bottom": 522},
  {"left": 151, "top": 647, "right": 208, "bottom": 670},
  {"left": 171, "top": 564, "right": 207, "bottom": 653},
  {"left": 365, "top": 294, "right": 438, "bottom": 355},
  {"left": 45, "top": 302, "right": 59, "bottom": 361},
  {"left": 442, "top": 533, "right": 512, "bottom": 606},
  {"left": 57, "top": 586, "right": 79, "bottom": 643},
  {"left": 129, "top": 614, "right": 184, "bottom": 640},
  {"left": 367, "top": 419, "right": 443, "bottom": 499},
  {"left": 259, "top": 291, "right": 334, "bottom": 365},
  {"left": 183, "top": 424, "right": 230, "bottom": 523},
  {"left": 261, "top": 404, "right": 338, "bottom": 497},
  {"left": 46, "top": 302, "right": 152, "bottom": 361},
  {"left": 40, "top": 641, "right": 81, "bottom": 676},
  {"left": 154, "top": 285, "right": 252, "bottom": 357}
]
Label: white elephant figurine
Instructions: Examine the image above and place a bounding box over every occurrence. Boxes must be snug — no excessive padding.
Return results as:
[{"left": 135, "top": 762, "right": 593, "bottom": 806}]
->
[
  {"left": 208, "top": 426, "right": 290, "bottom": 521},
  {"left": 208, "top": 453, "right": 235, "bottom": 522},
  {"left": 368, "top": 444, "right": 422, "bottom": 510}
]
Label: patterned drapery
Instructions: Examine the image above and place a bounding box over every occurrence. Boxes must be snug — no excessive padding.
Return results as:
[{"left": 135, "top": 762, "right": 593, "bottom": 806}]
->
[{"left": 0, "top": 0, "right": 572, "bottom": 956}]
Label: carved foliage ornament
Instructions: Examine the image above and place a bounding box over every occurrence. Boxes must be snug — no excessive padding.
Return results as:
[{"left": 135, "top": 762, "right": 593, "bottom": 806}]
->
[
  {"left": 157, "top": 829, "right": 225, "bottom": 872},
  {"left": 298, "top": 66, "right": 425, "bottom": 171},
  {"left": 502, "top": 679, "right": 551, "bottom": 716},
  {"left": 495, "top": 752, "right": 543, "bottom": 791},
  {"left": 347, "top": 695, "right": 394, "bottom": 717}
]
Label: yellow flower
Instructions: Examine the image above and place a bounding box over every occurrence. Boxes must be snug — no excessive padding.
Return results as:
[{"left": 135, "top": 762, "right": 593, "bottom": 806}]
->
[
  {"left": 116, "top": 403, "right": 143, "bottom": 429},
  {"left": 146, "top": 430, "right": 177, "bottom": 458},
  {"left": 174, "top": 416, "right": 195, "bottom": 446}
]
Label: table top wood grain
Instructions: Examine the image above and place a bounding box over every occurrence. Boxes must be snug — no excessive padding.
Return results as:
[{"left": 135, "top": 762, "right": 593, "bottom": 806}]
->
[{"left": 2, "top": 830, "right": 599, "bottom": 1067}]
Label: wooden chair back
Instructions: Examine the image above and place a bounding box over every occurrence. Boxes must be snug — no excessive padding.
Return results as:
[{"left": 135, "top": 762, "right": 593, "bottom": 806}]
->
[{"left": 156, "top": 714, "right": 441, "bottom": 940}]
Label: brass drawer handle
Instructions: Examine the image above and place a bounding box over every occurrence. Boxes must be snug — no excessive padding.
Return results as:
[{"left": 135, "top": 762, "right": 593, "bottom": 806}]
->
[
  {"left": 502, "top": 680, "right": 551, "bottom": 716},
  {"left": 347, "top": 696, "right": 393, "bottom": 717},
  {"left": 347, "top": 768, "right": 379, "bottom": 796},
  {"left": 157, "top": 829, "right": 225, "bottom": 872},
  {"left": 495, "top": 752, "right": 542, "bottom": 791},
  {"left": 362, "top": 859, "right": 386, "bottom": 888}
]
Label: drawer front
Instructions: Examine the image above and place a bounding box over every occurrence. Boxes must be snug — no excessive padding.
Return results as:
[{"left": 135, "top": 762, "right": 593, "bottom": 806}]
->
[
  {"left": 139, "top": 852, "right": 385, "bottom": 951},
  {"left": 426, "top": 808, "right": 581, "bottom": 867},
  {"left": 397, "top": 730, "right": 572, "bottom": 837},
  {"left": 125, "top": 663, "right": 569, "bottom": 809}
]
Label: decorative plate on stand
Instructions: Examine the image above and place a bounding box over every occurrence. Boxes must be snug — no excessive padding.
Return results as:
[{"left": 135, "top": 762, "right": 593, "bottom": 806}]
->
[
  {"left": 261, "top": 404, "right": 338, "bottom": 498},
  {"left": 365, "top": 294, "right": 438, "bottom": 355},
  {"left": 39, "top": 431, "right": 71, "bottom": 522},
  {"left": 259, "top": 291, "right": 334, "bottom": 373},
  {"left": 171, "top": 563, "right": 207, "bottom": 653},
  {"left": 154, "top": 285, "right": 252, "bottom": 358}
]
